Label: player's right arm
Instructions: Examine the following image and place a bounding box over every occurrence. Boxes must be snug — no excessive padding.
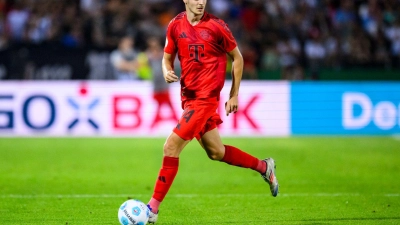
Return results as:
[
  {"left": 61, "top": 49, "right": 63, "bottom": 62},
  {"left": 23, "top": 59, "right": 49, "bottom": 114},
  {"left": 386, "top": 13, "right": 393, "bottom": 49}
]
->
[
  {"left": 162, "top": 52, "right": 179, "bottom": 83},
  {"left": 163, "top": 18, "right": 179, "bottom": 83}
]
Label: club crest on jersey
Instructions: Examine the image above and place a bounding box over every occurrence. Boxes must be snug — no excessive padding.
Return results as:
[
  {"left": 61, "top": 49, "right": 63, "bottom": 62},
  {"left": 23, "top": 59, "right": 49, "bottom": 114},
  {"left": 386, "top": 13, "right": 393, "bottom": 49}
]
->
[{"left": 199, "top": 30, "right": 211, "bottom": 40}]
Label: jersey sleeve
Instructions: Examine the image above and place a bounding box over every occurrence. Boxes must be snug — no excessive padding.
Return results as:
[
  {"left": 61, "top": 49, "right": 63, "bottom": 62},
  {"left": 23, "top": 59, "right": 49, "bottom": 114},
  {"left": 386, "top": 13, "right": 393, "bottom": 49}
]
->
[
  {"left": 164, "top": 22, "right": 177, "bottom": 54},
  {"left": 218, "top": 21, "right": 237, "bottom": 53}
]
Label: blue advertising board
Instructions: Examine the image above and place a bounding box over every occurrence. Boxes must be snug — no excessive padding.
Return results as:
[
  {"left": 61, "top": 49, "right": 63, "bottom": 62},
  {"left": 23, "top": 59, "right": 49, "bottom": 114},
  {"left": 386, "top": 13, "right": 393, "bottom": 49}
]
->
[{"left": 291, "top": 82, "right": 400, "bottom": 135}]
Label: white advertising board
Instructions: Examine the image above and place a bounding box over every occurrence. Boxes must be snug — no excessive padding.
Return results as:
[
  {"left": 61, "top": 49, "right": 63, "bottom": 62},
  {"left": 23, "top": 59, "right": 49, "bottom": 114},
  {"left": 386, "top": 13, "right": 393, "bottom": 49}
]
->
[{"left": 0, "top": 81, "right": 290, "bottom": 137}]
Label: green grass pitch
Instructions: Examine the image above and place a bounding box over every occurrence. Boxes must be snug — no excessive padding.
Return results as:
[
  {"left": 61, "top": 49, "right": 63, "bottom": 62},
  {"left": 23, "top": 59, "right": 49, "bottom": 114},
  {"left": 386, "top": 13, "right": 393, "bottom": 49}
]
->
[{"left": 0, "top": 137, "right": 399, "bottom": 224}]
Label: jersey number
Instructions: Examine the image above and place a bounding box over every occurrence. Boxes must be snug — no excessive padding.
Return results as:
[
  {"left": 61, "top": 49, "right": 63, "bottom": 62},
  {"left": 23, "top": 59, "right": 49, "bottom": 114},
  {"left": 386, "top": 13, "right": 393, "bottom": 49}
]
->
[
  {"left": 175, "top": 109, "right": 194, "bottom": 130},
  {"left": 183, "top": 109, "right": 194, "bottom": 123}
]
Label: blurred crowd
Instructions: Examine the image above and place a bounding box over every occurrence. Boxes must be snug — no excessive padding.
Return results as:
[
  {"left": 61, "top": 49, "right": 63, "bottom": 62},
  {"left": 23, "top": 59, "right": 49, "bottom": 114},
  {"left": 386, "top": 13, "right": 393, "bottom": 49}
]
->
[{"left": 1, "top": 0, "right": 400, "bottom": 80}]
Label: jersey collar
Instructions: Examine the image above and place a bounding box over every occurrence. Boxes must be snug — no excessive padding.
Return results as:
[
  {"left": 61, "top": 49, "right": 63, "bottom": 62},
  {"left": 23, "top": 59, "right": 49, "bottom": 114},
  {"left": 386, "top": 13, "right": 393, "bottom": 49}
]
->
[{"left": 185, "top": 11, "right": 207, "bottom": 27}]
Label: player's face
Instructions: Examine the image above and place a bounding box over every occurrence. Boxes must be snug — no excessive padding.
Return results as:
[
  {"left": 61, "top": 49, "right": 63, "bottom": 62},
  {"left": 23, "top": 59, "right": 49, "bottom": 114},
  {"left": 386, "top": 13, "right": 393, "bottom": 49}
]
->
[{"left": 184, "top": 0, "right": 207, "bottom": 16}]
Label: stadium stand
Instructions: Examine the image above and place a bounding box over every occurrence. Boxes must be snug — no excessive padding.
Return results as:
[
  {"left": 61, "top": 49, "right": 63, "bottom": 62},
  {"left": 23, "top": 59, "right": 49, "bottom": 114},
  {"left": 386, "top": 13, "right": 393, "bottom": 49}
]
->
[{"left": 0, "top": 0, "right": 399, "bottom": 80}]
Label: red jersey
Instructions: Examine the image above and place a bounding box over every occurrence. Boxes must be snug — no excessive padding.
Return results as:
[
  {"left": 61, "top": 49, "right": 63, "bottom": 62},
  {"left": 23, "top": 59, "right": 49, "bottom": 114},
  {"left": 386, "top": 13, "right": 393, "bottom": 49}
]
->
[{"left": 164, "top": 12, "right": 237, "bottom": 101}]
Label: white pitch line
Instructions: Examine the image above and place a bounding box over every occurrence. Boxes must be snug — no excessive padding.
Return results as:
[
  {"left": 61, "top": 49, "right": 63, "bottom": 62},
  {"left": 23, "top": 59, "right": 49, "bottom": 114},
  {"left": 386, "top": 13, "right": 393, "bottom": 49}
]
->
[
  {"left": 0, "top": 193, "right": 399, "bottom": 199},
  {"left": 384, "top": 193, "right": 400, "bottom": 197}
]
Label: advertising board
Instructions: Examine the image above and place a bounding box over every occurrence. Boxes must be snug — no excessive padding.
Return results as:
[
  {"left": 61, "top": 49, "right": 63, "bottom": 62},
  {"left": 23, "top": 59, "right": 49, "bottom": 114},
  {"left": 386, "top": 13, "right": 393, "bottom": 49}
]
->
[
  {"left": 291, "top": 82, "right": 400, "bottom": 135},
  {"left": 0, "top": 81, "right": 290, "bottom": 137}
]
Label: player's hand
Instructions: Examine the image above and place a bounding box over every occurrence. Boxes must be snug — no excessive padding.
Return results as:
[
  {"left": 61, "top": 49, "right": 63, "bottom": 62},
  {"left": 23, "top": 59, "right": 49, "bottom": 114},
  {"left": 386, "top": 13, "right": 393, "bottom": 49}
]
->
[
  {"left": 165, "top": 70, "right": 179, "bottom": 83},
  {"left": 225, "top": 96, "right": 238, "bottom": 116}
]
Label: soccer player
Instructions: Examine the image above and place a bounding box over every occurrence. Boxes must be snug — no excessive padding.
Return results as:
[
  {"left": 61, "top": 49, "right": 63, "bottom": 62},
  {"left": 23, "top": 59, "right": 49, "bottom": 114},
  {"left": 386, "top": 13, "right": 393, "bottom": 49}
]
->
[{"left": 146, "top": 0, "right": 279, "bottom": 223}]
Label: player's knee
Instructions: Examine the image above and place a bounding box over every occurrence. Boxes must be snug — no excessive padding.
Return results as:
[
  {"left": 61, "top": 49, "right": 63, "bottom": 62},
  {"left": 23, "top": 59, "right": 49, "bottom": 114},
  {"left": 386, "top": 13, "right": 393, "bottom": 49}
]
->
[
  {"left": 163, "top": 142, "right": 179, "bottom": 157},
  {"left": 206, "top": 148, "right": 224, "bottom": 161}
]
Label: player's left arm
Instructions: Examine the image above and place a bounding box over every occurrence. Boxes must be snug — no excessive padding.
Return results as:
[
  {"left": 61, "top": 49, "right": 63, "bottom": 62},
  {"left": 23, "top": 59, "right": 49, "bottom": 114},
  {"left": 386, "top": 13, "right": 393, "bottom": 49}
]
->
[{"left": 225, "top": 46, "right": 244, "bottom": 116}]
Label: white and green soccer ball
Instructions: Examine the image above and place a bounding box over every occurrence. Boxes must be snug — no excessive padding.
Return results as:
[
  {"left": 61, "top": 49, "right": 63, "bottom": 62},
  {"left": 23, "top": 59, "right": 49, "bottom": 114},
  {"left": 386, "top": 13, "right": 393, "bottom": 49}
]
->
[{"left": 118, "top": 199, "right": 150, "bottom": 225}]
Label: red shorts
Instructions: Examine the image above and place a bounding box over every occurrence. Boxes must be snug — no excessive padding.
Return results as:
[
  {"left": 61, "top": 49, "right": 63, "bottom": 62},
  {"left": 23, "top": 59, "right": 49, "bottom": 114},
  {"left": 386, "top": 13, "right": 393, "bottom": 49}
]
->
[{"left": 173, "top": 98, "right": 223, "bottom": 141}]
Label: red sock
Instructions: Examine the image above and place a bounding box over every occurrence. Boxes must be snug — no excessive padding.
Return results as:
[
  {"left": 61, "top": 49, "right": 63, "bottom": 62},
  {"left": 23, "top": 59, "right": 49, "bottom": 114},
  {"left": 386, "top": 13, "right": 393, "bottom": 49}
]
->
[
  {"left": 149, "top": 156, "right": 179, "bottom": 212},
  {"left": 221, "top": 145, "right": 266, "bottom": 174}
]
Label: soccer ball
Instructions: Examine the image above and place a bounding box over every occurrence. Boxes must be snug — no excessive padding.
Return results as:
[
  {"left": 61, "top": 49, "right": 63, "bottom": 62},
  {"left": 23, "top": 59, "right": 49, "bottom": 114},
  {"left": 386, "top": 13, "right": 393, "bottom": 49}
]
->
[{"left": 118, "top": 199, "right": 150, "bottom": 225}]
